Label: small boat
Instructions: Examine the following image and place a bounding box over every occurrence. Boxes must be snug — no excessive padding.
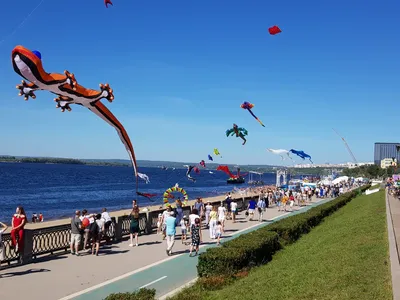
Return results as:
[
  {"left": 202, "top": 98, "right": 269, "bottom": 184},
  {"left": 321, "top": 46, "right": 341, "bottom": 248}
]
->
[
  {"left": 227, "top": 177, "right": 245, "bottom": 184},
  {"left": 227, "top": 167, "right": 245, "bottom": 184}
]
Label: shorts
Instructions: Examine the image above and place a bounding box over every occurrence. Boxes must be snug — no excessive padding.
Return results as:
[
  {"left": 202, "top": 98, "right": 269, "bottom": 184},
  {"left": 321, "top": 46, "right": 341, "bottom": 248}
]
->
[
  {"left": 70, "top": 233, "right": 81, "bottom": 245},
  {"left": 290, "top": 201, "right": 294, "bottom": 207},
  {"left": 248, "top": 209, "right": 255, "bottom": 215},
  {"left": 216, "top": 232, "right": 222, "bottom": 238},
  {"left": 181, "top": 229, "right": 187, "bottom": 235},
  {"left": 231, "top": 209, "right": 236, "bottom": 214},
  {"left": 92, "top": 232, "right": 102, "bottom": 243},
  {"left": 218, "top": 216, "right": 225, "bottom": 222}
]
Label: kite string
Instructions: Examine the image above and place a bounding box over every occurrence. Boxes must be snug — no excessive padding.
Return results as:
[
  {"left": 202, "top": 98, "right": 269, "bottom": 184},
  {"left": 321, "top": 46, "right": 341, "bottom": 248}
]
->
[{"left": 0, "top": 0, "right": 45, "bottom": 45}]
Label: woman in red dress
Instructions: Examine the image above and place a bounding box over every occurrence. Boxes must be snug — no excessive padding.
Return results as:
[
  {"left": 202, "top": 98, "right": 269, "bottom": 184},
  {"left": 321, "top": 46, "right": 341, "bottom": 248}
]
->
[{"left": 11, "top": 206, "right": 27, "bottom": 254}]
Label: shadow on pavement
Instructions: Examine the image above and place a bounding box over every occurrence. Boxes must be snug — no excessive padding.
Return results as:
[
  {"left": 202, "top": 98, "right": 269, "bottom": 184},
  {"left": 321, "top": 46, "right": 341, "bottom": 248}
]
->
[{"left": 0, "top": 268, "right": 50, "bottom": 278}]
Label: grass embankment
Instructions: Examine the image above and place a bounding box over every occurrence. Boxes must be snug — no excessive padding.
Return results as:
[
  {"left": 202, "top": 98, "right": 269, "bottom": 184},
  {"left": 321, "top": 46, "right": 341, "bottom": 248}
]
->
[{"left": 173, "top": 190, "right": 392, "bottom": 300}]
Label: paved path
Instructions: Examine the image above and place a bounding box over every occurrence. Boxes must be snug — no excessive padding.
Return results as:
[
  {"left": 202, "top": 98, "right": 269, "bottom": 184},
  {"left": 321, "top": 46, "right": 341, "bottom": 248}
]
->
[
  {"left": 0, "top": 197, "right": 332, "bottom": 300},
  {"left": 386, "top": 191, "right": 400, "bottom": 300}
]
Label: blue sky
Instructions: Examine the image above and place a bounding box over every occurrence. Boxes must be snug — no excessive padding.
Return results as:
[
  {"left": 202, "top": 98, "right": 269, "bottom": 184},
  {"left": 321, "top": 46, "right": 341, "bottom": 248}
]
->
[{"left": 0, "top": 0, "right": 399, "bottom": 166}]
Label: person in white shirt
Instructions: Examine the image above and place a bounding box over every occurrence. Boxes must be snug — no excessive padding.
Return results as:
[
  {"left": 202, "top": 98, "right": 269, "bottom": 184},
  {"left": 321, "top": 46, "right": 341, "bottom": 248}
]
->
[
  {"left": 217, "top": 202, "right": 226, "bottom": 229},
  {"left": 205, "top": 202, "right": 213, "bottom": 227},
  {"left": 0, "top": 221, "right": 8, "bottom": 266},
  {"left": 230, "top": 201, "right": 238, "bottom": 223},
  {"left": 161, "top": 207, "right": 172, "bottom": 240},
  {"left": 101, "top": 208, "right": 112, "bottom": 244},
  {"left": 180, "top": 217, "right": 188, "bottom": 243},
  {"left": 189, "top": 208, "right": 200, "bottom": 231}
]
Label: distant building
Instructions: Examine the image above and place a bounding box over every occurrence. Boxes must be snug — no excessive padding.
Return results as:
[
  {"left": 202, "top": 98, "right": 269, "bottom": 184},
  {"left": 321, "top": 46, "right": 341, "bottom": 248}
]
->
[
  {"left": 374, "top": 143, "right": 400, "bottom": 165},
  {"left": 381, "top": 158, "right": 397, "bottom": 169}
]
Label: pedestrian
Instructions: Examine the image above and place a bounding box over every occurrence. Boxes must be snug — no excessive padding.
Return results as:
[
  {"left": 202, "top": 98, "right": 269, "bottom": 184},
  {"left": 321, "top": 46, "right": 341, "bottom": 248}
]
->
[
  {"left": 247, "top": 198, "right": 257, "bottom": 220},
  {"left": 11, "top": 206, "right": 27, "bottom": 256},
  {"left": 157, "top": 213, "right": 163, "bottom": 235},
  {"left": 194, "top": 198, "right": 204, "bottom": 221},
  {"left": 165, "top": 211, "right": 176, "bottom": 256},
  {"left": 215, "top": 221, "right": 224, "bottom": 245},
  {"left": 92, "top": 214, "right": 104, "bottom": 256},
  {"left": 180, "top": 216, "right": 188, "bottom": 244},
  {"left": 129, "top": 200, "right": 140, "bottom": 247},
  {"left": 189, "top": 218, "right": 202, "bottom": 257},
  {"left": 217, "top": 202, "right": 226, "bottom": 229},
  {"left": 209, "top": 206, "right": 218, "bottom": 239},
  {"left": 205, "top": 201, "right": 213, "bottom": 227},
  {"left": 230, "top": 201, "right": 237, "bottom": 223},
  {"left": 257, "top": 196, "right": 266, "bottom": 222},
  {"left": 161, "top": 206, "right": 172, "bottom": 240},
  {"left": 101, "top": 208, "right": 112, "bottom": 244},
  {"left": 188, "top": 208, "right": 200, "bottom": 234},
  {"left": 0, "top": 221, "right": 8, "bottom": 267},
  {"left": 70, "top": 210, "right": 82, "bottom": 256}
]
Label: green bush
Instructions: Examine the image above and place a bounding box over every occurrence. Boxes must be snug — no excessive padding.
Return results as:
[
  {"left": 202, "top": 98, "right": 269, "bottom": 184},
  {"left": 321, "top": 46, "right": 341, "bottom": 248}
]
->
[
  {"left": 197, "top": 185, "right": 370, "bottom": 278},
  {"left": 104, "top": 288, "right": 156, "bottom": 300}
]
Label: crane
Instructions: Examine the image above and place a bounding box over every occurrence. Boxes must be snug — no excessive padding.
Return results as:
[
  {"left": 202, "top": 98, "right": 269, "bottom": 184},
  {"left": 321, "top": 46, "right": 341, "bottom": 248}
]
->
[{"left": 332, "top": 128, "right": 358, "bottom": 165}]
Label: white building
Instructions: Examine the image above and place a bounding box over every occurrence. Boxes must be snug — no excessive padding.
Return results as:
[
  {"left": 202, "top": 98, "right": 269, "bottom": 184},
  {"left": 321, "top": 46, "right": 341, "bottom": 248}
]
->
[{"left": 381, "top": 158, "right": 397, "bottom": 169}]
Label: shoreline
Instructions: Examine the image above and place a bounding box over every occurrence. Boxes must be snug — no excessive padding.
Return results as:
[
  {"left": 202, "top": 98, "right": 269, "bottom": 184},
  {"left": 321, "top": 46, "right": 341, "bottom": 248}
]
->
[{"left": 5, "top": 186, "right": 273, "bottom": 233}]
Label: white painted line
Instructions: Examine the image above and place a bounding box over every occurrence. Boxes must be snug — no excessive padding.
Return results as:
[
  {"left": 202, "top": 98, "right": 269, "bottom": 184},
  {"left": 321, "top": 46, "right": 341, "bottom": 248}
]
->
[
  {"left": 158, "top": 277, "right": 198, "bottom": 300},
  {"left": 58, "top": 206, "right": 314, "bottom": 300},
  {"left": 140, "top": 276, "right": 167, "bottom": 289}
]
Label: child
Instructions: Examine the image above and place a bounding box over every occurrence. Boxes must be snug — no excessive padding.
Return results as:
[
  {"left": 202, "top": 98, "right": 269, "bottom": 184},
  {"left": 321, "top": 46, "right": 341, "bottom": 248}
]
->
[
  {"left": 189, "top": 218, "right": 202, "bottom": 257},
  {"left": 180, "top": 217, "right": 188, "bottom": 244},
  {"left": 157, "top": 213, "right": 163, "bottom": 235},
  {"left": 215, "top": 221, "right": 224, "bottom": 245},
  {"left": 0, "top": 221, "right": 8, "bottom": 268}
]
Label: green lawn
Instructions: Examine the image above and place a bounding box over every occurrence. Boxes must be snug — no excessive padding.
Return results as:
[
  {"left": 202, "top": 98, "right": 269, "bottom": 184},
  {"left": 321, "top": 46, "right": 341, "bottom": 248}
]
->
[{"left": 178, "top": 190, "right": 392, "bottom": 300}]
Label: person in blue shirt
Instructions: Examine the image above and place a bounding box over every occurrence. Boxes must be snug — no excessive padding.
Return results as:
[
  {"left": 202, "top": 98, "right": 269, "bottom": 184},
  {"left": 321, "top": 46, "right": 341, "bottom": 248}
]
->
[
  {"left": 165, "top": 211, "right": 177, "bottom": 256},
  {"left": 247, "top": 198, "right": 257, "bottom": 221}
]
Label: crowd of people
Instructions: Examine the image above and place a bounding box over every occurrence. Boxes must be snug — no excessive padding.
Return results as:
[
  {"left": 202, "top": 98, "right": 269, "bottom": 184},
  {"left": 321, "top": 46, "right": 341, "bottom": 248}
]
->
[{"left": 0, "top": 179, "right": 360, "bottom": 266}]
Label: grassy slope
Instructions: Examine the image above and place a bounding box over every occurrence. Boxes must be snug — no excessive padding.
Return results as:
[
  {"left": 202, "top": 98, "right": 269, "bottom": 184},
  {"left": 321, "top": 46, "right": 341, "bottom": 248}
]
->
[{"left": 198, "top": 191, "right": 392, "bottom": 300}]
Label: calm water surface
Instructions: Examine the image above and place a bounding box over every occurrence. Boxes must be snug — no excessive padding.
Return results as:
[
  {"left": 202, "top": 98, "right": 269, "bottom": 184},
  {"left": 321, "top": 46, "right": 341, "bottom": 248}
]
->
[{"left": 0, "top": 163, "right": 276, "bottom": 222}]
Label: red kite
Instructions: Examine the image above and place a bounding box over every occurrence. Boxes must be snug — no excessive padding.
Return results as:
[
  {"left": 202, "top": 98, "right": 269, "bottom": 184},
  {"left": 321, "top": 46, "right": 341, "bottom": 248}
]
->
[
  {"left": 268, "top": 25, "right": 281, "bottom": 35},
  {"left": 105, "top": 0, "right": 113, "bottom": 8}
]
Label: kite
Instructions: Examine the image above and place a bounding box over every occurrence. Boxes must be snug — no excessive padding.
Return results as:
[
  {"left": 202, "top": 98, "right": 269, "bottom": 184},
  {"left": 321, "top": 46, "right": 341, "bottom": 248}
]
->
[
  {"left": 11, "top": 46, "right": 140, "bottom": 191},
  {"left": 266, "top": 149, "right": 293, "bottom": 160},
  {"left": 226, "top": 124, "right": 248, "bottom": 145},
  {"left": 268, "top": 25, "right": 281, "bottom": 35},
  {"left": 209, "top": 171, "right": 214, "bottom": 174},
  {"left": 183, "top": 165, "right": 196, "bottom": 182},
  {"left": 136, "top": 192, "right": 157, "bottom": 201},
  {"left": 105, "top": 0, "right": 113, "bottom": 7},
  {"left": 138, "top": 173, "right": 150, "bottom": 184},
  {"left": 200, "top": 160, "right": 206, "bottom": 167},
  {"left": 240, "top": 101, "right": 265, "bottom": 127},
  {"left": 194, "top": 167, "right": 200, "bottom": 174},
  {"left": 214, "top": 148, "right": 221, "bottom": 157},
  {"left": 208, "top": 155, "right": 213, "bottom": 161},
  {"left": 289, "top": 149, "right": 313, "bottom": 163},
  {"left": 216, "top": 165, "right": 237, "bottom": 179},
  {"left": 163, "top": 186, "right": 188, "bottom": 207}
]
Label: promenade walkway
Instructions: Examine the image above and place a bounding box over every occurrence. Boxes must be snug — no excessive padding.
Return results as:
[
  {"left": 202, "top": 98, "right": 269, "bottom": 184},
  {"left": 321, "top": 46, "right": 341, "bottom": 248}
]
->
[
  {"left": 0, "top": 197, "right": 332, "bottom": 300},
  {"left": 387, "top": 191, "right": 400, "bottom": 300}
]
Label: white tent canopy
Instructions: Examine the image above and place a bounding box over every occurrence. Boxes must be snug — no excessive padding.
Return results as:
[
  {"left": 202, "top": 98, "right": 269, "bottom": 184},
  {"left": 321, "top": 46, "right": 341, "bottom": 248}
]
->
[{"left": 332, "top": 176, "right": 349, "bottom": 185}]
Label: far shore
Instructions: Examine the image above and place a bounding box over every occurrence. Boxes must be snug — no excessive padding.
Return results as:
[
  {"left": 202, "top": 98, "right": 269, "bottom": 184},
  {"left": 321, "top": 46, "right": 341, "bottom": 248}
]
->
[{"left": 4, "top": 187, "right": 271, "bottom": 233}]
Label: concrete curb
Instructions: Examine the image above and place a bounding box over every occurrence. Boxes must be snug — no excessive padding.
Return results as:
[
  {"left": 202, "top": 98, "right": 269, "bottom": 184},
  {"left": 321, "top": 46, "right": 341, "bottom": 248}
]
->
[
  {"left": 158, "top": 278, "right": 198, "bottom": 300},
  {"left": 385, "top": 189, "right": 400, "bottom": 300}
]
